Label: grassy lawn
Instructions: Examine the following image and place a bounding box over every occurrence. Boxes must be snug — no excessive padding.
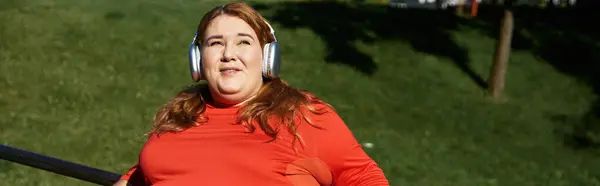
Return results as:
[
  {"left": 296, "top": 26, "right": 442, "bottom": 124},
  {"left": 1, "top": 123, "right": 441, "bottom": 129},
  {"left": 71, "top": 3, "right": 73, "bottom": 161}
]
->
[{"left": 1, "top": 0, "right": 600, "bottom": 185}]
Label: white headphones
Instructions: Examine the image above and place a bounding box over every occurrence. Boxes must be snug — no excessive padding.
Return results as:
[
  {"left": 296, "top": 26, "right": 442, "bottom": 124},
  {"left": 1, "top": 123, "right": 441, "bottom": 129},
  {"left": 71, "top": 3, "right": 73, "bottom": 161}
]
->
[{"left": 188, "top": 19, "right": 281, "bottom": 82}]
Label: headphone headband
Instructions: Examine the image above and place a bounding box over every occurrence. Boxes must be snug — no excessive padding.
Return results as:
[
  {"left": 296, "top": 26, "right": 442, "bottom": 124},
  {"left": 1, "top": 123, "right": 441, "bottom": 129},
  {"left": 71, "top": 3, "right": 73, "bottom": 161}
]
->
[{"left": 263, "top": 20, "right": 277, "bottom": 42}]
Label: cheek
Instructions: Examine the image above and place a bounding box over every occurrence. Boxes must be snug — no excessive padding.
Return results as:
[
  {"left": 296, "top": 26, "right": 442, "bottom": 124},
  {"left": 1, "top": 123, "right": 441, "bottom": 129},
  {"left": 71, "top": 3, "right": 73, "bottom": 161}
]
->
[
  {"left": 201, "top": 49, "right": 220, "bottom": 69},
  {"left": 240, "top": 48, "right": 264, "bottom": 72}
]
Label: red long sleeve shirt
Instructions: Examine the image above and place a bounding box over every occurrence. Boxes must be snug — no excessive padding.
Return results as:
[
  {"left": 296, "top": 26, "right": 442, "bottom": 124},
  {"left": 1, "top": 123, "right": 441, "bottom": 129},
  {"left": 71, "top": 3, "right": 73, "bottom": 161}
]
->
[{"left": 120, "top": 101, "right": 389, "bottom": 185}]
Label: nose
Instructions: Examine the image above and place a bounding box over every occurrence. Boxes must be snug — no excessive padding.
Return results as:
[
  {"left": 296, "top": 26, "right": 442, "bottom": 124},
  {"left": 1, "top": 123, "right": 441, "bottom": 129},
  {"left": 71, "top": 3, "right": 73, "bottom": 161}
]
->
[{"left": 221, "top": 44, "right": 236, "bottom": 62}]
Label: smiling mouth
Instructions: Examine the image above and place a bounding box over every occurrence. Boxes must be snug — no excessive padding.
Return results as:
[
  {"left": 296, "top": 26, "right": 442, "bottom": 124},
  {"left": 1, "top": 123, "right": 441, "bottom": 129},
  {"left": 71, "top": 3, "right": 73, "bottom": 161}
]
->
[{"left": 220, "top": 67, "right": 241, "bottom": 75}]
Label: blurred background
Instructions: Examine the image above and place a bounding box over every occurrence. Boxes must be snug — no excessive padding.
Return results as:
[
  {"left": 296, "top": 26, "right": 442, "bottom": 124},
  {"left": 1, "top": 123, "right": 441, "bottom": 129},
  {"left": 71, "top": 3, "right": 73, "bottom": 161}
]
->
[{"left": 1, "top": 0, "right": 599, "bottom": 185}]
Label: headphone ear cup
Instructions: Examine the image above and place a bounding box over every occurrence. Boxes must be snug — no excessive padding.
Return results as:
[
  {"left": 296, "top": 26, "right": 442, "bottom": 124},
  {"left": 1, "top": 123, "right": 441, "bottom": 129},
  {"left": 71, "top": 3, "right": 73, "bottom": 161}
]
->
[
  {"left": 262, "top": 43, "right": 270, "bottom": 77},
  {"left": 262, "top": 42, "right": 281, "bottom": 78},
  {"left": 189, "top": 43, "right": 202, "bottom": 82}
]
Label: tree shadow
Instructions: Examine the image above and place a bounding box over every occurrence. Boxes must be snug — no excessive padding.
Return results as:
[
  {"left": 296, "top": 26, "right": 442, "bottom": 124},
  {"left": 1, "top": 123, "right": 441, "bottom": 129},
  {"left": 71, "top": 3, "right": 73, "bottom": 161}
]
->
[
  {"left": 254, "top": 1, "right": 600, "bottom": 149},
  {"left": 511, "top": 7, "right": 600, "bottom": 150},
  {"left": 549, "top": 101, "right": 600, "bottom": 152},
  {"left": 469, "top": 5, "right": 600, "bottom": 150},
  {"left": 253, "top": 2, "right": 488, "bottom": 88}
]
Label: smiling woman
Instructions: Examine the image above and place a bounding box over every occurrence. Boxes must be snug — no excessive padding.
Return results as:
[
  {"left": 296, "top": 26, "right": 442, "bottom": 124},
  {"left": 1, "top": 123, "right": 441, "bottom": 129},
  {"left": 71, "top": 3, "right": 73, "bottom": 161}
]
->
[
  {"left": 199, "top": 14, "right": 266, "bottom": 106},
  {"left": 113, "top": 2, "right": 389, "bottom": 186}
]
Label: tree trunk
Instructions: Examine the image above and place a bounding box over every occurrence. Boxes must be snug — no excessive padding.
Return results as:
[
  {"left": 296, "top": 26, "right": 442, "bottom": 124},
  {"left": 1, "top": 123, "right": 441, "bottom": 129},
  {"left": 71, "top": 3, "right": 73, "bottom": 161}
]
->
[
  {"left": 488, "top": 9, "right": 514, "bottom": 99},
  {"left": 471, "top": 0, "right": 479, "bottom": 16}
]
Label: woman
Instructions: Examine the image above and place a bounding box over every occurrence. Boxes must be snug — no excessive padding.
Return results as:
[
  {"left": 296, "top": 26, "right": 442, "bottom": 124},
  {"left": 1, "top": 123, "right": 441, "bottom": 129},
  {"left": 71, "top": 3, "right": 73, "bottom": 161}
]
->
[{"left": 114, "top": 2, "right": 389, "bottom": 186}]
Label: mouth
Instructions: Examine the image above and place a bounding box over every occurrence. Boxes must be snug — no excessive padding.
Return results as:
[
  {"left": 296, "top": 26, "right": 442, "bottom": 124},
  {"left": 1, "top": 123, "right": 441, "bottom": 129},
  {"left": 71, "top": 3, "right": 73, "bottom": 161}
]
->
[{"left": 219, "top": 67, "right": 242, "bottom": 75}]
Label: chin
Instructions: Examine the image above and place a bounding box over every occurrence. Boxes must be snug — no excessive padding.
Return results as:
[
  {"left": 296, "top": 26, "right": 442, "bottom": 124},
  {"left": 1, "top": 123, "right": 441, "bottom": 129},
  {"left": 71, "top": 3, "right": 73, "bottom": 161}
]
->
[{"left": 217, "top": 83, "right": 243, "bottom": 95}]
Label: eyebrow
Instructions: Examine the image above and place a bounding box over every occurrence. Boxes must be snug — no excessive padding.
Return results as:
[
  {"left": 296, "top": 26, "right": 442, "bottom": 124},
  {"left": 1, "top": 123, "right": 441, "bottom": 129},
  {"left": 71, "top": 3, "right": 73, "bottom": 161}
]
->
[{"left": 206, "top": 33, "right": 255, "bottom": 41}]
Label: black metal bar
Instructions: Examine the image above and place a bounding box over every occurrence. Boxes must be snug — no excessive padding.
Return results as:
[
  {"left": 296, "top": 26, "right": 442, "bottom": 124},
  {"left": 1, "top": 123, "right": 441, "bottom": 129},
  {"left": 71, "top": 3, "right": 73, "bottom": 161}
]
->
[{"left": 0, "top": 144, "right": 121, "bottom": 186}]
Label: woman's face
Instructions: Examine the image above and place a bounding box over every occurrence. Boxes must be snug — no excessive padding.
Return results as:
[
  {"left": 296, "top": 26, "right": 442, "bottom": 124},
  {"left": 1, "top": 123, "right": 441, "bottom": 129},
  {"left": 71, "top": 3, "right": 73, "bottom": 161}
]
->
[{"left": 201, "top": 15, "right": 264, "bottom": 106}]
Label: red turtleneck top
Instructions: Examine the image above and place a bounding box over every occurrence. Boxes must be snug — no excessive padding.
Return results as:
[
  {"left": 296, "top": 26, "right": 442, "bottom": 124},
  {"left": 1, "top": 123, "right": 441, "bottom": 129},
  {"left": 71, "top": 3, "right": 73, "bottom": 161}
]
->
[{"left": 119, "top": 101, "right": 389, "bottom": 186}]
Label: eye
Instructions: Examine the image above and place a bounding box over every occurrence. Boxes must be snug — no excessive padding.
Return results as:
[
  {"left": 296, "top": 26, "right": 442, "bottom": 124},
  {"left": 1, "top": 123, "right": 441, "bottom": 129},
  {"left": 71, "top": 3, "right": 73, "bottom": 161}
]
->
[
  {"left": 209, "top": 41, "right": 223, "bottom": 46},
  {"left": 238, "top": 40, "right": 251, "bottom": 45}
]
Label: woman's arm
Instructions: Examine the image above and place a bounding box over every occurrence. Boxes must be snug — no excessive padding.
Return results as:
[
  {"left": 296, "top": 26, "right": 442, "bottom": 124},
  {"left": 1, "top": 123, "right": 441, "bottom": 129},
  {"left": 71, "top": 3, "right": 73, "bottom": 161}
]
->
[{"left": 300, "top": 104, "right": 389, "bottom": 186}]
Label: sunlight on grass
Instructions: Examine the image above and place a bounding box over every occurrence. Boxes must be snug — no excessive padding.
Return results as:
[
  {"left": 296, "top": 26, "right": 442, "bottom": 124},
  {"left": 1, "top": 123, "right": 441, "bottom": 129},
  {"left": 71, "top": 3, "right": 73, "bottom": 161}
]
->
[{"left": 1, "top": 0, "right": 600, "bottom": 185}]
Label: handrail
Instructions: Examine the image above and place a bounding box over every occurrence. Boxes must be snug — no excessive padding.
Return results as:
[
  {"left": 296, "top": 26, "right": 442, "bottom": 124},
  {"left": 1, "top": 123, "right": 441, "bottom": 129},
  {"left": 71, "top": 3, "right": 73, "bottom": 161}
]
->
[{"left": 0, "top": 144, "right": 121, "bottom": 186}]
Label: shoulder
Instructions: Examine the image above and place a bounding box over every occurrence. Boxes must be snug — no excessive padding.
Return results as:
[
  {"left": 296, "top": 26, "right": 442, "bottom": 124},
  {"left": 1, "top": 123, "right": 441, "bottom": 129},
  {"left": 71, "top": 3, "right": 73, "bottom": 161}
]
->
[
  {"left": 295, "top": 93, "right": 358, "bottom": 150},
  {"left": 298, "top": 91, "right": 344, "bottom": 126},
  {"left": 300, "top": 91, "right": 336, "bottom": 113}
]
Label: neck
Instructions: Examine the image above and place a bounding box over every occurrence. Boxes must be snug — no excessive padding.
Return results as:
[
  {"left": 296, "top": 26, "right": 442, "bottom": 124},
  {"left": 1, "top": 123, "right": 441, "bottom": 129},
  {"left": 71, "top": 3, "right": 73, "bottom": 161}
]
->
[{"left": 209, "top": 95, "right": 257, "bottom": 108}]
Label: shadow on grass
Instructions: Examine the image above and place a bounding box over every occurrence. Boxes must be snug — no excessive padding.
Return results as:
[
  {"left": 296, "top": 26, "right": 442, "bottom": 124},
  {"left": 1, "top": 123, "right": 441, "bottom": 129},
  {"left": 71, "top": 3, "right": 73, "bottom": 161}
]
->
[
  {"left": 254, "top": 1, "right": 600, "bottom": 150},
  {"left": 252, "top": 0, "right": 600, "bottom": 150},
  {"left": 253, "top": 2, "right": 488, "bottom": 88},
  {"left": 470, "top": 5, "right": 600, "bottom": 150}
]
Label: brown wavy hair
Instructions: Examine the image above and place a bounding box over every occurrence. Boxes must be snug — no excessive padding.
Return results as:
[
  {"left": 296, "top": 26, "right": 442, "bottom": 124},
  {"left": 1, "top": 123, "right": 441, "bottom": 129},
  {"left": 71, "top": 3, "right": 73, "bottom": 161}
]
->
[{"left": 149, "top": 2, "right": 331, "bottom": 147}]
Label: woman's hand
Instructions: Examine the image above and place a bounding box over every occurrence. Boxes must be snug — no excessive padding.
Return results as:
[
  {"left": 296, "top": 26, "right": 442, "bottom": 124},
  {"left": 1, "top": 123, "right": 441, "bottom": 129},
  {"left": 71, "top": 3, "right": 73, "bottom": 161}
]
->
[{"left": 112, "top": 180, "right": 129, "bottom": 186}]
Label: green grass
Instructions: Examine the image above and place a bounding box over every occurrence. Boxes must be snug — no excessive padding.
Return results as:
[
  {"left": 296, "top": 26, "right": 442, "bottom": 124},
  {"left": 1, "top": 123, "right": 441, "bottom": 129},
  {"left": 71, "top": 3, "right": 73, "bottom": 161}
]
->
[{"left": 1, "top": 0, "right": 600, "bottom": 185}]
